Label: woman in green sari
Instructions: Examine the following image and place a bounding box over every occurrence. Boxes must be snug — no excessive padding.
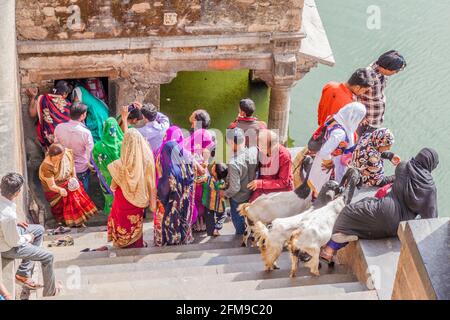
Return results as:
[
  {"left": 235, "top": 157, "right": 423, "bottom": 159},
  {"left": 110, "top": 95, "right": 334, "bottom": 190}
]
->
[
  {"left": 72, "top": 85, "right": 109, "bottom": 142},
  {"left": 92, "top": 118, "right": 124, "bottom": 215}
]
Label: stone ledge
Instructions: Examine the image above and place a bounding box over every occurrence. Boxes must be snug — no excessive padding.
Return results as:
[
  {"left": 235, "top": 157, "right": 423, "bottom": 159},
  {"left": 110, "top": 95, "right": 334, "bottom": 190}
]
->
[
  {"left": 337, "top": 237, "right": 401, "bottom": 300},
  {"left": 17, "top": 32, "right": 306, "bottom": 55},
  {"left": 392, "top": 218, "right": 449, "bottom": 300}
]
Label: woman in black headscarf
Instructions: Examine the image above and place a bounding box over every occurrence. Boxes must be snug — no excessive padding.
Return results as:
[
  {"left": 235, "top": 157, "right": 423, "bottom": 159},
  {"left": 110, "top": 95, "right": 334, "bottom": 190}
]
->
[{"left": 320, "top": 148, "right": 439, "bottom": 262}]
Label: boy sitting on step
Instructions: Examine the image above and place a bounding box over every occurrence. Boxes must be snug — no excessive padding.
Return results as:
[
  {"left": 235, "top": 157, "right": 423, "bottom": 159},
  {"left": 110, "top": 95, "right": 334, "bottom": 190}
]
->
[{"left": 202, "top": 163, "right": 228, "bottom": 237}]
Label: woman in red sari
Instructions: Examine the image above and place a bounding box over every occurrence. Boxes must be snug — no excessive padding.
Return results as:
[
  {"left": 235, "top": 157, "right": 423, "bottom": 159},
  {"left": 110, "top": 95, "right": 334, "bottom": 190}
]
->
[
  {"left": 27, "top": 81, "right": 72, "bottom": 149},
  {"left": 39, "top": 144, "right": 97, "bottom": 227},
  {"left": 107, "top": 128, "right": 157, "bottom": 249}
]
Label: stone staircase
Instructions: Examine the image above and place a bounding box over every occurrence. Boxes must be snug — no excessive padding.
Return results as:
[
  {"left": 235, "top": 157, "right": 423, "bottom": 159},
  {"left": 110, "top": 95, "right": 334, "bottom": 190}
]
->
[{"left": 38, "top": 221, "right": 378, "bottom": 300}]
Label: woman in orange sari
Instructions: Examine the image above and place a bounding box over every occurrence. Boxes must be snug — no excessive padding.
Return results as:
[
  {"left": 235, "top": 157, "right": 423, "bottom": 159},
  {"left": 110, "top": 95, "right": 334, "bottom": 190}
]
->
[
  {"left": 107, "top": 128, "right": 156, "bottom": 249},
  {"left": 39, "top": 144, "right": 97, "bottom": 227}
]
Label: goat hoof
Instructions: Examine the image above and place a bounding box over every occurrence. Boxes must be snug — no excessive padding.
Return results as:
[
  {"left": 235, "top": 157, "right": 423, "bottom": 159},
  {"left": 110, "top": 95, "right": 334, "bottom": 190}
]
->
[
  {"left": 289, "top": 272, "right": 296, "bottom": 278},
  {"left": 328, "top": 261, "right": 335, "bottom": 268},
  {"left": 241, "top": 242, "right": 247, "bottom": 247},
  {"left": 318, "top": 261, "right": 322, "bottom": 270},
  {"left": 273, "top": 264, "right": 280, "bottom": 270}
]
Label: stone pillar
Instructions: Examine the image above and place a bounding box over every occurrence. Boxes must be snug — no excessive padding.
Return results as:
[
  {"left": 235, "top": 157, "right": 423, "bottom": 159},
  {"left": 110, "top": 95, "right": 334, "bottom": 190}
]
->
[
  {"left": 268, "top": 86, "right": 292, "bottom": 144},
  {"left": 1, "top": 258, "right": 15, "bottom": 300},
  {"left": 0, "top": 0, "right": 27, "bottom": 220}
]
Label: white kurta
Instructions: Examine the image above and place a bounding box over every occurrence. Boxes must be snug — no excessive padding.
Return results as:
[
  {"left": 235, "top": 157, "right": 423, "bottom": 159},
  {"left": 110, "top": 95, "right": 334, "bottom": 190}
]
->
[{"left": 308, "top": 128, "right": 347, "bottom": 196}]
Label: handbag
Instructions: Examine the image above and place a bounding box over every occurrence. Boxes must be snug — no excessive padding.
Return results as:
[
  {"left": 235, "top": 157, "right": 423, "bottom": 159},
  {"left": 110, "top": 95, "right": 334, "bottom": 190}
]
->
[{"left": 67, "top": 177, "right": 80, "bottom": 192}]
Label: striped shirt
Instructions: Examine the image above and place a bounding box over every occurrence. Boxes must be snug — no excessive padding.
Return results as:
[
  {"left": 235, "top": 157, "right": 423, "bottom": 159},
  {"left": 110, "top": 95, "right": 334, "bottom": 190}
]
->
[{"left": 357, "top": 63, "right": 388, "bottom": 128}]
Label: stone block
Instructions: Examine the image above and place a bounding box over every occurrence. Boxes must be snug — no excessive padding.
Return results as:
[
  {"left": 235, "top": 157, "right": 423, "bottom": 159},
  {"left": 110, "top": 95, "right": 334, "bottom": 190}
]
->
[
  {"left": 130, "top": 3, "right": 151, "bottom": 14},
  {"left": 55, "top": 6, "right": 68, "bottom": 14},
  {"left": 19, "top": 26, "right": 48, "bottom": 40},
  {"left": 42, "top": 7, "right": 55, "bottom": 17}
]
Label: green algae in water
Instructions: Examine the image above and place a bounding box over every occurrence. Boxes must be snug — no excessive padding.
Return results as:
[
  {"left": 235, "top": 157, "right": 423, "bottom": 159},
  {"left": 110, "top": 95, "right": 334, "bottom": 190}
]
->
[{"left": 161, "top": 70, "right": 270, "bottom": 133}]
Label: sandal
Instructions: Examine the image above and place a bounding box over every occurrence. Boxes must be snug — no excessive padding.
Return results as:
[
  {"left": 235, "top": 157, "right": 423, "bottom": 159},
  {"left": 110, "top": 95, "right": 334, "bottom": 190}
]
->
[
  {"left": 48, "top": 225, "right": 71, "bottom": 235},
  {"left": 48, "top": 235, "right": 74, "bottom": 247},
  {"left": 15, "top": 275, "right": 43, "bottom": 290},
  {"left": 319, "top": 249, "right": 335, "bottom": 267},
  {"left": 80, "top": 246, "right": 108, "bottom": 252}
]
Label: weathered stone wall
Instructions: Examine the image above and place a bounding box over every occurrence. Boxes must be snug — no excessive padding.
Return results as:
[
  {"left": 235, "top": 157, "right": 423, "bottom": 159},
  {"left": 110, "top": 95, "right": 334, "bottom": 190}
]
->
[{"left": 16, "top": 0, "right": 304, "bottom": 40}]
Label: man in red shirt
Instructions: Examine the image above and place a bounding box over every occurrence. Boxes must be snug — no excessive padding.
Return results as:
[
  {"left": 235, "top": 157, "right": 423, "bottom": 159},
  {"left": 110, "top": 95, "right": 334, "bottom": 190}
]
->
[
  {"left": 247, "top": 129, "right": 294, "bottom": 202},
  {"left": 228, "top": 98, "right": 267, "bottom": 148},
  {"left": 317, "top": 68, "right": 373, "bottom": 126}
]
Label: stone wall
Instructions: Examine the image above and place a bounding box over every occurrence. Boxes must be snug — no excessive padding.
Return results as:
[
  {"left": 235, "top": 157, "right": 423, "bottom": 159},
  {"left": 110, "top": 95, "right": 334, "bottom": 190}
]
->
[
  {"left": 16, "top": 0, "right": 303, "bottom": 40},
  {"left": 392, "top": 219, "right": 449, "bottom": 300}
]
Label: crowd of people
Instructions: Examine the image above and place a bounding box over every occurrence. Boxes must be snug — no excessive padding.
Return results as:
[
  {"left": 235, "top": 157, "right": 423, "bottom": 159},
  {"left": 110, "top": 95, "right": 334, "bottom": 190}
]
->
[{"left": 0, "top": 50, "right": 440, "bottom": 299}]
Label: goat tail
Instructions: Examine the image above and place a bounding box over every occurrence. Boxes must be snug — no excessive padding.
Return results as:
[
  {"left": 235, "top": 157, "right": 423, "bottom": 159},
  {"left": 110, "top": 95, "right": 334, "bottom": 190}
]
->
[
  {"left": 238, "top": 203, "right": 251, "bottom": 217},
  {"left": 254, "top": 221, "right": 269, "bottom": 248},
  {"left": 287, "top": 229, "right": 302, "bottom": 254}
]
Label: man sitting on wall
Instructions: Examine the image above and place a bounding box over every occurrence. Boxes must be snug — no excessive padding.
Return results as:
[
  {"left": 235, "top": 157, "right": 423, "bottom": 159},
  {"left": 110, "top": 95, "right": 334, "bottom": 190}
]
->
[
  {"left": 228, "top": 98, "right": 267, "bottom": 148},
  {"left": 54, "top": 103, "right": 94, "bottom": 192},
  {"left": 0, "top": 173, "right": 60, "bottom": 297}
]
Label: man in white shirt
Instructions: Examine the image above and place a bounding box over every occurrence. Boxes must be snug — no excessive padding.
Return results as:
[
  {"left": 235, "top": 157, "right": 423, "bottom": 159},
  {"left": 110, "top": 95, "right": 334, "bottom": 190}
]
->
[
  {"left": 54, "top": 102, "right": 94, "bottom": 192},
  {"left": 0, "top": 173, "right": 57, "bottom": 297},
  {"left": 137, "top": 103, "right": 170, "bottom": 154}
]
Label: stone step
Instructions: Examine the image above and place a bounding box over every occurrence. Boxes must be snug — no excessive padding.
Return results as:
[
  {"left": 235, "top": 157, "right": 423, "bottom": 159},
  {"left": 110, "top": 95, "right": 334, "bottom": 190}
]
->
[
  {"left": 46, "top": 280, "right": 368, "bottom": 300},
  {"left": 56, "top": 272, "right": 358, "bottom": 298},
  {"left": 56, "top": 259, "right": 350, "bottom": 283},
  {"left": 52, "top": 249, "right": 292, "bottom": 270},
  {"left": 44, "top": 223, "right": 238, "bottom": 250},
  {"left": 52, "top": 246, "right": 258, "bottom": 266}
]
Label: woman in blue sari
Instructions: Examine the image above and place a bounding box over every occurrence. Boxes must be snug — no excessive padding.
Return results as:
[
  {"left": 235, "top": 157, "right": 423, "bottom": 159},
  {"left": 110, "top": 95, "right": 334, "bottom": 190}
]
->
[{"left": 154, "top": 141, "right": 195, "bottom": 246}]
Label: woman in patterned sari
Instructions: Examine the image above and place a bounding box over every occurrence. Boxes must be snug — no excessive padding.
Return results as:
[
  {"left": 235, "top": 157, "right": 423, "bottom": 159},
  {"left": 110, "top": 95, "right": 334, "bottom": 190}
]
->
[
  {"left": 154, "top": 141, "right": 195, "bottom": 246},
  {"left": 39, "top": 144, "right": 98, "bottom": 227},
  {"left": 185, "top": 110, "right": 216, "bottom": 232},
  {"left": 92, "top": 118, "right": 124, "bottom": 216},
  {"left": 107, "top": 129, "right": 156, "bottom": 249},
  {"left": 27, "top": 81, "right": 72, "bottom": 149}
]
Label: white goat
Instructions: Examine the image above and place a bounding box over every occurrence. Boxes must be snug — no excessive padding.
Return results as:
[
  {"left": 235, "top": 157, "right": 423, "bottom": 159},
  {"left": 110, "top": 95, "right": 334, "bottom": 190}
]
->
[
  {"left": 252, "top": 180, "right": 341, "bottom": 271},
  {"left": 287, "top": 168, "right": 360, "bottom": 277},
  {"left": 238, "top": 155, "right": 314, "bottom": 246},
  {"left": 287, "top": 196, "right": 346, "bottom": 277}
]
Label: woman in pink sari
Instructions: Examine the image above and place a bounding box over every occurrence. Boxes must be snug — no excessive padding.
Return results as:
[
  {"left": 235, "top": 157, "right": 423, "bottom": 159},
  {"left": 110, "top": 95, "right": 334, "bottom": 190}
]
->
[
  {"left": 107, "top": 128, "right": 156, "bottom": 249},
  {"left": 185, "top": 110, "right": 215, "bottom": 232}
]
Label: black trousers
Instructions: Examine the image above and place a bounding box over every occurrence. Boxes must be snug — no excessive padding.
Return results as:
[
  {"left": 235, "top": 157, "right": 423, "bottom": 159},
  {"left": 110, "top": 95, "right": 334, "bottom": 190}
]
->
[{"left": 205, "top": 210, "right": 227, "bottom": 236}]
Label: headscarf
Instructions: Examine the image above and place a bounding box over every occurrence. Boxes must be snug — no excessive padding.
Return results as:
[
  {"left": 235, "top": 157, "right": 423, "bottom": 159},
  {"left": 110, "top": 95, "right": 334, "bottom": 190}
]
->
[
  {"left": 185, "top": 128, "right": 215, "bottom": 162},
  {"left": 72, "top": 86, "right": 109, "bottom": 142},
  {"left": 92, "top": 117, "right": 124, "bottom": 183},
  {"left": 396, "top": 148, "right": 439, "bottom": 218},
  {"left": 108, "top": 128, "right": 156, "bottom": 210},
  {"left": 334, "top": 102, "right": 367, "bottom": 146},
  {"left": 158, "top": 141, "right": 194, "bottom": 189},
  {"left": 162, "top": 126, "right": 185, "bottom": 149},
  {"left": 357, "top": 128, "right": 395, "bottom": 152}
]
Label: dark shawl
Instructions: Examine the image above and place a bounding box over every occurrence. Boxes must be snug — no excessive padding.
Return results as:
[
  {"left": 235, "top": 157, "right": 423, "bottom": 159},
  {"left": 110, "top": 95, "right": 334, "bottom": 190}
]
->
[
  {"left": 394, "top": 147, "right": 439, "bottom": 219},
  {"left": 333, "top": 148, "right": 439, "bottom": 239}
]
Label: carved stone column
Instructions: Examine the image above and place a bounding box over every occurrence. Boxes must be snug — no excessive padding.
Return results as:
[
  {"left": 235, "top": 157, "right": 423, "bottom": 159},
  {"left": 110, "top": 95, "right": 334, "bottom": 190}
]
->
[
  {"left": 268, "top": 85, "right": 292, "bottom": 144},
  {"left": 254, "top": 53, "right": 319, "bottom": 144}
]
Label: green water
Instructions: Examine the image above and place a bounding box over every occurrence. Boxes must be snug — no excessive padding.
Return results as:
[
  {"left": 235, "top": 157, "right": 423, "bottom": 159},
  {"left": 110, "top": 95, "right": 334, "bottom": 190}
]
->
[{"left": 161, "top": 0, "right": 450, "bottom": 216}]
